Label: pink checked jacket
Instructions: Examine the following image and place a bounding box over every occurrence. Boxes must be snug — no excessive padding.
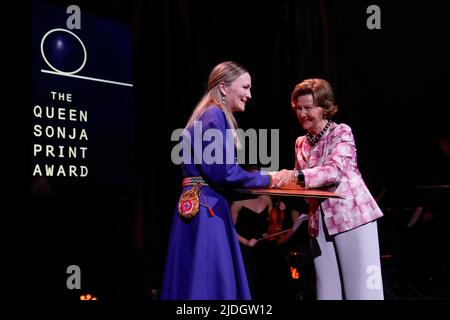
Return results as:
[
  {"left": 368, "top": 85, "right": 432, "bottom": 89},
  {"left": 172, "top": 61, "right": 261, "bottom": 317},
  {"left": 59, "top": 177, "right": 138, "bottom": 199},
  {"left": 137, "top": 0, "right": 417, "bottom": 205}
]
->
[{"left": 295, "top": 122, "right": 383, "bottom": 236}]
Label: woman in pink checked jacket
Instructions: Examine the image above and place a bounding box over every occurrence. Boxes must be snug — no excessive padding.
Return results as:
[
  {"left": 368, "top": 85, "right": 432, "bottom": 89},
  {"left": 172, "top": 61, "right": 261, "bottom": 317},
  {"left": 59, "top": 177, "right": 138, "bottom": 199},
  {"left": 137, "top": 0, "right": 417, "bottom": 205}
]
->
[{"left": 276, "top": 79, "right": 384, "bottom": 300}]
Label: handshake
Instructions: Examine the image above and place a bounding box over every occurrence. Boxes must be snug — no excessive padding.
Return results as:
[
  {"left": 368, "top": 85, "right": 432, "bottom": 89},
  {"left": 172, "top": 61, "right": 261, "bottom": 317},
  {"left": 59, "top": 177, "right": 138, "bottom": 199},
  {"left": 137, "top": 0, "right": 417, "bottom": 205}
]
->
[{"left": 268, "top": 169, "right": 296, "bottom": 189}]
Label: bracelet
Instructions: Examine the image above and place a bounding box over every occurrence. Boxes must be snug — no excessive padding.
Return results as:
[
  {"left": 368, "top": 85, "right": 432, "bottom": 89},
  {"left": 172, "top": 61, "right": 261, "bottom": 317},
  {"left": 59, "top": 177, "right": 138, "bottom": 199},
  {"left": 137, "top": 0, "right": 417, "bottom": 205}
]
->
[{"left": 268, "top": 174, "right": 273, "bottom": 188}]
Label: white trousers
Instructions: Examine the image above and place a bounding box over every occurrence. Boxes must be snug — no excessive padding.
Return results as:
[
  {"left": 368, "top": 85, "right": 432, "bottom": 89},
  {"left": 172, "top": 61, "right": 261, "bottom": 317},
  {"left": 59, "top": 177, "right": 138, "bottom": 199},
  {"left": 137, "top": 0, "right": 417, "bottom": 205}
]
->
[{"left": 313, "top": 211, "right": 384, "bottom": 300}]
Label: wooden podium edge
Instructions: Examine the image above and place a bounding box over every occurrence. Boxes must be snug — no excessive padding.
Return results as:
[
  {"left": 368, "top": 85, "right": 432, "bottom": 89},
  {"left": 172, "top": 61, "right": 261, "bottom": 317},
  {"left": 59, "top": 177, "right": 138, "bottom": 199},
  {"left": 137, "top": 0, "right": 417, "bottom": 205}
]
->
[{"left": 234, "top": 187, "right": 345, "bottom": 199}]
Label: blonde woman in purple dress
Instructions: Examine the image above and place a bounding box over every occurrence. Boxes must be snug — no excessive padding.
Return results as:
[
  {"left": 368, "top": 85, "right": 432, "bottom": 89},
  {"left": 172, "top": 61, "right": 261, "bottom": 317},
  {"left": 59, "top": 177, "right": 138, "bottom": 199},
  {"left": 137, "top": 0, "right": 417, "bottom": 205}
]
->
[{"left": 160, "top": 61, "right": 280, "bottom": 300}]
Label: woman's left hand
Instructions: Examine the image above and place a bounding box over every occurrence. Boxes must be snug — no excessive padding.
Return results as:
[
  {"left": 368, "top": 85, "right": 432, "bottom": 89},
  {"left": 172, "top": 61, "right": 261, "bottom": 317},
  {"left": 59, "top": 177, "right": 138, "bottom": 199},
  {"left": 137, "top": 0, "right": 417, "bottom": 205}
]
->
[{"left": 272, "top": 170, "right": 294, "bottom": 188}]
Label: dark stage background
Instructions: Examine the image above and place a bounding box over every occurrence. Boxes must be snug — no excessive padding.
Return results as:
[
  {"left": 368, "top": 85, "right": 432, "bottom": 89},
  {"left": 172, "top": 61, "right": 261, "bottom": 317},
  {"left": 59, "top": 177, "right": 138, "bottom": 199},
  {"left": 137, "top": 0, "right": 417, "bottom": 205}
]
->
[{"left": 3, "top": 0, "right": 450, "bottom": 300}]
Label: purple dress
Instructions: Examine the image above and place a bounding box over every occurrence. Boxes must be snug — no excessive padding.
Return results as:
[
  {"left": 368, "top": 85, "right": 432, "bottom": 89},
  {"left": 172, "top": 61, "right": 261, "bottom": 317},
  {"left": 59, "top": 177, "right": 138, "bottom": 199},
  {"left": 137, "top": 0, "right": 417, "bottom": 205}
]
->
[{"left": 160, "top": 105, "right": 271, "bottom": 300}]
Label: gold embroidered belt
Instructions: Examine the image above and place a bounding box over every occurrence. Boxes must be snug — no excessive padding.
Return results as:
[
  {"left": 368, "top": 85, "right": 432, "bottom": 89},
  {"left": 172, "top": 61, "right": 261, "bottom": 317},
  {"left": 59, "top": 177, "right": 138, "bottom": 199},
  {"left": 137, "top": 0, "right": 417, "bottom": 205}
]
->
[{"left": 182, "top": 176, "right": 209, "bottom": 187}]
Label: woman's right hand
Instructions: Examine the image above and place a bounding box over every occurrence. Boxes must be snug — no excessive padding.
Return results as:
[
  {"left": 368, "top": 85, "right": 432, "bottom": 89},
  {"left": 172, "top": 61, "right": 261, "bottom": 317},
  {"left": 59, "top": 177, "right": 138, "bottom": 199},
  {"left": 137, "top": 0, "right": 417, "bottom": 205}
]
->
[{"left": 247, "top": 238, "right": 258, "bottom": 247}]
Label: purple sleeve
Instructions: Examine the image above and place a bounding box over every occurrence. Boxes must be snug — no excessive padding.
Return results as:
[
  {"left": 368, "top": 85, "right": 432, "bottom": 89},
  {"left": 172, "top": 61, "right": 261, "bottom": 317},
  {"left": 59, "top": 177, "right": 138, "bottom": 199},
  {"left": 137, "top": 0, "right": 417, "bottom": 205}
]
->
[{"left": 195, "top": 107, "right": 271, "bottom": 189}]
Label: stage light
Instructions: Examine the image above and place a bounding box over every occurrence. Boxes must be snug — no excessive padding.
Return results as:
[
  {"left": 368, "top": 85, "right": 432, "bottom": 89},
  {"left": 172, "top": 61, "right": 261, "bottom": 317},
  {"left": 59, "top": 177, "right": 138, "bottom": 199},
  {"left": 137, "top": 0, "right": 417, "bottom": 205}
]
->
[
  {"left": 291, "top": 266, "right": 299, "bottom": 279},
  {"left": 80, "top": 293, "right": 97, "bottom": 301}
]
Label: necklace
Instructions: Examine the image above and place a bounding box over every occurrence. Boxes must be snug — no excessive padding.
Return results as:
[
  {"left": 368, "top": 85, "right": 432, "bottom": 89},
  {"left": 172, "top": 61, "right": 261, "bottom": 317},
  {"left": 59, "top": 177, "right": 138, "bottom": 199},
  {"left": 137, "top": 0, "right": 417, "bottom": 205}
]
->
[{"left": 306, "top": 120, "right": 332, "bottom": 146}]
